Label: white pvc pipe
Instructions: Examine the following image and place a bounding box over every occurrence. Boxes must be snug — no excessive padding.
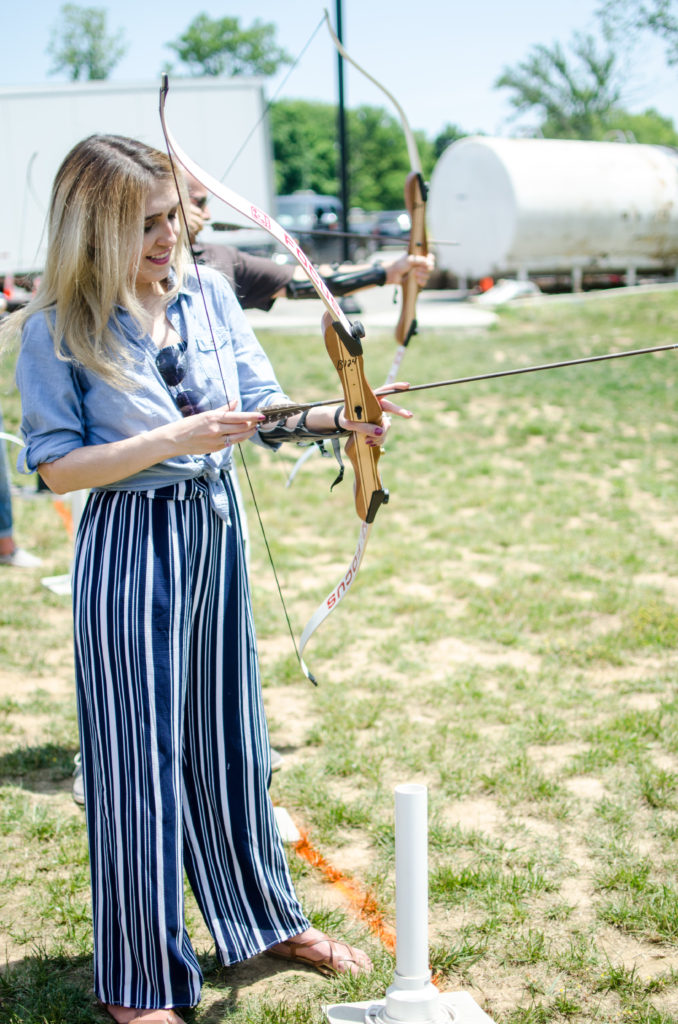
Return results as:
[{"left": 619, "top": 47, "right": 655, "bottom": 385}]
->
[
  {"left": 326, "top": 782, "right": 468, "bottom": 1024},
  {"left": 381, "top": 784, "right": 442, "bottom": 1022},
  {"left": 394, "top": 783, "right": 430, "bottom": 984}
]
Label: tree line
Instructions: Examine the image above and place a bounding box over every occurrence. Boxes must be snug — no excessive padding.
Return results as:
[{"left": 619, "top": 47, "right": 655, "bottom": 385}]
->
[{"left": 45, "top": 3, "right": 678, "bottom": 210}]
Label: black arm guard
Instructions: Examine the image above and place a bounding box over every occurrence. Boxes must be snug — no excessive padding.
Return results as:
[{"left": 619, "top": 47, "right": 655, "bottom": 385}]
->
[
  {"left": 259, "top": 408, "right": 350, "bottom": 446},
  {"left": 285, "top": 264, "right": 387, "bottom": 300}
]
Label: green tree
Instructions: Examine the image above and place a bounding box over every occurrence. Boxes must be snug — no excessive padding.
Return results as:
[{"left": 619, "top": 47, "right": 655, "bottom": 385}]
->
[
  {"left": 348, "top": 105, "right": 435, "bottom": 208},
  {"left": 47, "top": 3, "right": 126, "bottom": 81},
  {"left": 433, "top": 123, "right": 467, "bottom": 160},
  {"left": 597, "top": 1, "right": 678, "bottom": 64},
  {"left": 270, "top": 99, "right": 436, "bottom": 209},
  {"left": 166, "top": 13, "right": 290, "bottom": 77},
  {"left": 495, "top": 32, "right": 623, "bottom": 139},
  {"left": 269, "top": 101, "right": 339, "bottom": 196},
  {"left": 604, "top": 107, "right": 678, "bottom": 145}
]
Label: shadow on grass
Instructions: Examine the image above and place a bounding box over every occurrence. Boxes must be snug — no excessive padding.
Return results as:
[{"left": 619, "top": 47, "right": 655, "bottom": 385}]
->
[
  {"left": 0, "top": 741, "right": 78, "bottom": 795},
  {"left": 0, "top": 947, "right": 363, "bottom": 1024},
  {"left": 0, "top": 951, "right": 99, "bottom": 1024}
]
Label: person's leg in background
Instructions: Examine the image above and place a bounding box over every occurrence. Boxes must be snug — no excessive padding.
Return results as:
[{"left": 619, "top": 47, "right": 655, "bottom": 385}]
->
[{"left": 0, "top": 402, "right": 41, "bottom": 568}]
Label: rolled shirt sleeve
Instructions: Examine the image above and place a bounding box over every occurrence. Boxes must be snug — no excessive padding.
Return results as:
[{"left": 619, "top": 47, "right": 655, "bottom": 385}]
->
[{"left": 15, "top": 314, "right": 86, "bottom": 472}]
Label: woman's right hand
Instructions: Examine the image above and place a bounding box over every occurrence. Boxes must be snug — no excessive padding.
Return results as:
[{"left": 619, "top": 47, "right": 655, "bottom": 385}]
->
[
  {"left": 163, "top": 400, "right": 265, "bottom": 456},
  {"left": 38, "top": 401, "right": 264, "bottom": 495}
]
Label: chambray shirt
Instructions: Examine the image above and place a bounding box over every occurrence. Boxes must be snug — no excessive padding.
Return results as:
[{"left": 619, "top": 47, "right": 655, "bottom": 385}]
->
[{"left": 16, "top": 266, "right": 287, "bottom": 521}]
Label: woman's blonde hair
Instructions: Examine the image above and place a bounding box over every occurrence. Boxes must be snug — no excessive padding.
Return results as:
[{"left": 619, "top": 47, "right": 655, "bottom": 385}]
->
[{"left": 0, "top": 134, "right": 190, "bottom": 387}]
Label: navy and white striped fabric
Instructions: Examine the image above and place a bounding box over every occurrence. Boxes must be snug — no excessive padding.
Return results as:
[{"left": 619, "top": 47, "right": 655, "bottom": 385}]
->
[{"left": 73, "top": 473, "right": 309, "bottom": 1009}]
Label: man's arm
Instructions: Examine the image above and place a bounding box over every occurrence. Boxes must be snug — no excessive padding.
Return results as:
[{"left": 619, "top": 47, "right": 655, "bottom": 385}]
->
[{"left": 283, "top": 252, "right": 435, "bottom": 300}]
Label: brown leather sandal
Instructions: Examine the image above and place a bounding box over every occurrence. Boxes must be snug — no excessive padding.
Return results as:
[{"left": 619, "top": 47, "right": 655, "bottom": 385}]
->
[{"left": 267, "top": 930, "right": 373, "bottom": 977}]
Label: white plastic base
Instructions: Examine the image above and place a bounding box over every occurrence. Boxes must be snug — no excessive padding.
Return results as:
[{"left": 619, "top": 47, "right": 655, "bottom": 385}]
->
[
  {"left": 377, "top": 979, "right": 451, "bottom": 1023},
  {"left": 325, "top": 992, "right": 495, "bottom": 1024}
]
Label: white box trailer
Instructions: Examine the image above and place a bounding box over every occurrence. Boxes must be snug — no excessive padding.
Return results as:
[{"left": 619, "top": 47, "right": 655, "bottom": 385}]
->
[{"left": 0, "top": 77, "right": 275, "bottom": 275}]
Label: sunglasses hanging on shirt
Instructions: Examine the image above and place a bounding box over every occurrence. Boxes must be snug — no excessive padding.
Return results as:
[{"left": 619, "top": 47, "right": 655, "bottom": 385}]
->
[{"left": 155, "top": 339, "right": 211, "bottom": 417}]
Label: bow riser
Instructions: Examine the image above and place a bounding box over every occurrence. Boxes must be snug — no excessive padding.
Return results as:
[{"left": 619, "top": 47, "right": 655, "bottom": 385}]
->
[
  {"left": 396, "top": 171, "right": 429, "bottom": 348},
  {"left": 324, "top": 318, "right": 388, "bottom": 523}
]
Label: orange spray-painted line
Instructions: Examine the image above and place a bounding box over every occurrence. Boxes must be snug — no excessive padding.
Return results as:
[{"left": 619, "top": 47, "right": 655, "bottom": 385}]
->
[
  {"left": 293, "top": 824, "right": 443, "bottom": 987},
  {"left": 293, "top": 827, "right": 397, "bottom": 954}
]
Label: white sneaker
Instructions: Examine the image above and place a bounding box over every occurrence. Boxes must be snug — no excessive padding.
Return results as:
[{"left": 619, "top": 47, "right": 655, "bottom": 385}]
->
[
  {"left": 0, "top": 547, "right": 42, "bottom": 568},
  {"left": 72, "top": 753, "right": 85, "bottom": 806}
]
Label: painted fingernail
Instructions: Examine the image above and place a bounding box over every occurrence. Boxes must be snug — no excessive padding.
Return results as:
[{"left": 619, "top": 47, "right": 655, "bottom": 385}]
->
[{"left": 374, "top": 427, "right": 384, "bottom": 436}]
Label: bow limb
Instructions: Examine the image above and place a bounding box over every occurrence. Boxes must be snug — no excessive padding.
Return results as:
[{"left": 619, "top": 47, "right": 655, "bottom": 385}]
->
[
  {"left": 298, "top": 520, "right": 371, "bottom": 678},
  {"left": 0, "top": 431, "right": 24, "bottom": 447},
  {"left": 159, "top": 75, "right": 362, "bottom": 355},
  {"left": 324, "top": 10, "right": 421, "bottom": 174},
  {"left": 323, "top": 11, "right": 429, "bottom": 369}
]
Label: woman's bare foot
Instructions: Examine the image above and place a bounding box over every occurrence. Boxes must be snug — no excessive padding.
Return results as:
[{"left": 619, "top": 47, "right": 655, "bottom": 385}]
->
[{"left": 268, "top": 926, "right": 373, "bottom": 977}]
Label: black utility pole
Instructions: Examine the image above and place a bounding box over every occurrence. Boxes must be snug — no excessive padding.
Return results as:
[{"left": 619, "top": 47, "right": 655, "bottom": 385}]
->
[{"left": 335, "top": 0, "right": 350, "bottom": 263}]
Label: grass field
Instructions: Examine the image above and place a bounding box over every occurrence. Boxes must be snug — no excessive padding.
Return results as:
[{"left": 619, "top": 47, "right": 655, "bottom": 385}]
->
[{"left": 1, "top": 287, "right": 678, "bottom": 1023}]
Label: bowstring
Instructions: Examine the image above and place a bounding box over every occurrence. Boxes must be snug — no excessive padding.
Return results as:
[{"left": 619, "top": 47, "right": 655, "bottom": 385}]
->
[{"left": 163, "top": 150, "right": 313, "bottom": 683}]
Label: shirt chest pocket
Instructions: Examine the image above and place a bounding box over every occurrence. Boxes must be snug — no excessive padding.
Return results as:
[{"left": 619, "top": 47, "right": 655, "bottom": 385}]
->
[{"left": 193, "top": 327, "right": 238, "bottom": 399}]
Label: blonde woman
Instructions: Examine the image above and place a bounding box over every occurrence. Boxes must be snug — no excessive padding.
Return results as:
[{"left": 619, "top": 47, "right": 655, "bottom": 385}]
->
[{"left": 2, "top": 135, "right": 409, "bottom": 1024}]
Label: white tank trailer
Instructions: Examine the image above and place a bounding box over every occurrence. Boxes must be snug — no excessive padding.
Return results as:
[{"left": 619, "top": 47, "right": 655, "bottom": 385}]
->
[{"left": 428, "top": 136, "right": 678, "bottom": 290}]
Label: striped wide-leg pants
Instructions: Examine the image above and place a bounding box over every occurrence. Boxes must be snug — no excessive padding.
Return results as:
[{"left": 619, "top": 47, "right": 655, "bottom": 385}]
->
[{"left": 72, "top": 475, "right": 309, "bottom": 1009}]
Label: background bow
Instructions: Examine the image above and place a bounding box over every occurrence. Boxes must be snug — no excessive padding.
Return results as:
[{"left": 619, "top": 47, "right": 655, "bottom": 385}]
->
[{"left": 324, "top": 10, "right": 429, "bottom": 384}]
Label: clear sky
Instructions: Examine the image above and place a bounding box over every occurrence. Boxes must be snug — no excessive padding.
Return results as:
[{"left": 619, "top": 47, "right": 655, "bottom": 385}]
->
[{"left": 3, "top": 0, "right": 677, "bottom": 139}]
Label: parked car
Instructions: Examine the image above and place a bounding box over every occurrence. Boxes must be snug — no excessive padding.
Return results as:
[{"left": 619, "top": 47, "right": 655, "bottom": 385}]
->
[
  {"left": 273, "top": 192, "right": 343, "bottom": 263},
  {"left": 371, "top": 209, "right": 411, "bottom": 247},
  {"left": 274, "top": 191, "right": 374, "bottom": 264}
]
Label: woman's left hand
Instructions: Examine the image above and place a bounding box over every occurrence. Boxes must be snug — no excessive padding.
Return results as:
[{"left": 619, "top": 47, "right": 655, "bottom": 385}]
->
[{"left": 338, "top": 386, "right": 413, "bottom": 448}]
